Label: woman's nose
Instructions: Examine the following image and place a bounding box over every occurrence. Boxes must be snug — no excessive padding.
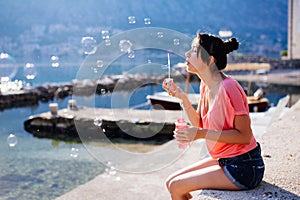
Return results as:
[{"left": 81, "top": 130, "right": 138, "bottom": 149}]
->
[{"left": 185, "top": 50, "right": 190, "bottom": 58}]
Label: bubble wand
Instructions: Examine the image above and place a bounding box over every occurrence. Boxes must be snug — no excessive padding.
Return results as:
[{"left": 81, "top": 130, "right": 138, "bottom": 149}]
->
[
  {"left": 165, "top": 53, "right": 173, "bottom": 88},
  {"left": 167, "top": 53, "right": 171, "bottom": 79}
]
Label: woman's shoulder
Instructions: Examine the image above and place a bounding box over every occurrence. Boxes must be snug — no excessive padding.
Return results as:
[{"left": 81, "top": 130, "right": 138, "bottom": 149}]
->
[
  {"left": 222, "top": 76, "right": 240, "bottom": 89},
  {"left": 221, "top": 77, "right": 246, "bottom": 97}
]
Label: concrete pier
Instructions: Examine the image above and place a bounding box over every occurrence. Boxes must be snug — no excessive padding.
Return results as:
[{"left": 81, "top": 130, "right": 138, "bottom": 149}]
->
[{"left": 24, "top": 106, "right": 185, "bottom": 143}]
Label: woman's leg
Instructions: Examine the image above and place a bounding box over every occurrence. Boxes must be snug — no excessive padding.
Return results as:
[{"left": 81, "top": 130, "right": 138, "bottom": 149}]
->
[
  {"left": 165, "top": 157, "right": 217, "bottom": 191},
  {"left": 168, "top": 160, "right": 240, "bottom": 200}
]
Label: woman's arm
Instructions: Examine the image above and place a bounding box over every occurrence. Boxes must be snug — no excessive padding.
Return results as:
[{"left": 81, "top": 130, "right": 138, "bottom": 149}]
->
[
  {"left": 162, "top": 79, "right": 202, "bottom": 127},
  {"left": 174, "top": 114, "right": 253, "bottom": 144},
  {"left": 180, "top": 94, "right": 202, "bottom": 127}
]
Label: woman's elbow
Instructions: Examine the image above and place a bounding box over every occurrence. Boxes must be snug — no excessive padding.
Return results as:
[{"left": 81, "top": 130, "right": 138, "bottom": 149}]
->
[{"left": 242, "top": 132, "right": 254, "bottom": 144}]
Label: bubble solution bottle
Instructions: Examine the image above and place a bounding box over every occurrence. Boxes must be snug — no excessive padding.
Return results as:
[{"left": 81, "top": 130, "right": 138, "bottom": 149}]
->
[{"left": 175, "top": 118, "right": 190, "bottom": 149}]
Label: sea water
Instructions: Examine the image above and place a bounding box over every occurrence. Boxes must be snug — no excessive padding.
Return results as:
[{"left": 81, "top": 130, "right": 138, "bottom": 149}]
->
[{"left": 0, "top": 62, "right": 109, "bottom": 199}]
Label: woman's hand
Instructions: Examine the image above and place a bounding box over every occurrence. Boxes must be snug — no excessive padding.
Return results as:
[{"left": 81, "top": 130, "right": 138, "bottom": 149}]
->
[
  {"left": 173, "top": 126, "right": 203, "bottom": 142},
  {"left": 162, "top": 79, "right": 185, "bottom": 99}
]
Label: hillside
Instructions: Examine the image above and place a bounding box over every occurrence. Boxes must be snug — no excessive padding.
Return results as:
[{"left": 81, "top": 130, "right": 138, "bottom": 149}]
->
[{"left": 0, "top": 0, "right": 288, "bottom": 59}]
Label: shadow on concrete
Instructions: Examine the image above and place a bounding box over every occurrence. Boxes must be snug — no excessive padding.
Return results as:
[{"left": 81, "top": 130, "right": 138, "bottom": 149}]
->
[{"left": 195, "top": 181, "right": 300, "bottom": 200}]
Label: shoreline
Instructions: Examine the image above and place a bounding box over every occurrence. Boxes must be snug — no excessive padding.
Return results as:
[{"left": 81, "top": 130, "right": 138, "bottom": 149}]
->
[
  {"left": 1, "top": 69, "right": 299, "bottom": 111},
  {"left": 55, "top": 98, "right": 300, "bottom": 200},
  {"left": 230, "top": 69, "right": 300, "bottom": 87}
]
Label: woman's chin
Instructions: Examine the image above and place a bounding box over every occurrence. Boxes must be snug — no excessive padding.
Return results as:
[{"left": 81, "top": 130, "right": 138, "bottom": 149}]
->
[{"left": 186, "top": 65, "right": 195, "bottom": 73}]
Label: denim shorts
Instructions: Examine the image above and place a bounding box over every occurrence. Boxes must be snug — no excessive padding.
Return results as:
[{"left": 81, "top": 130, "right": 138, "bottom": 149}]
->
[{"left": 218, "top": 143, "right": 265, "bottom": 190}]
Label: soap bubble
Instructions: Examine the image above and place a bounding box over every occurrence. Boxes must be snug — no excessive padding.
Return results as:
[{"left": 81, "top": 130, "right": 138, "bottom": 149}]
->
[
  {"left": 128, "top": 16, "right": 136, "bottom": 24},
  {"left": 96, "top": 60, "right": 104, "bottom": 68},
  {"left": 51, "top": 63, "right": 60, "bottom": 68},
  {"left": 50, "top": 56, "right": 60, "bottom": 68},
  {"left": 127, "top": 51, "right": 135, "bottom": 59},
  {"left": 23, "top": 63, "right": 37, "bottom": 80},
  {"left": 105, "top": 39, "right": 111, "bottom": 46},
  {"left": 173, "top": 38, "right": 180, "bottom": 45},
  {"left": 144, "top": 18, "right": 151, "bottom": 25},
  {"left": 105, "top": 161, "right": 117, "bottom": 176},
  {"left": 81, "top": 36, "right": 97, "bottom": 55},
  {"left": 100, "top": 88, "right": 106, "bottom": 94},
  {"left": 70, "top": 147, "right": 79, "bottom": 158},
  {"left": 93, "top": 118, "right": 103, "bottom": 127},
  {"left": 91, "top": 59, "right": 104, "bottom": 73},
  {"left": 7, "top": 134, "right": 17, "bottom": 147},
  {"left": 157, "top": 32, "right": 164, "bottom": 38},
  {"left": 101, "top": 30, "right": 110, "bottom": 40},
  {"left": 119, "top": 40, "right": 133, "bottom": 53},
  {"left": 0, "top": 53, "right": 17, "bottom": 82},
  {"left": 51, "top": 55, "right": 59, "bottom": 61}
]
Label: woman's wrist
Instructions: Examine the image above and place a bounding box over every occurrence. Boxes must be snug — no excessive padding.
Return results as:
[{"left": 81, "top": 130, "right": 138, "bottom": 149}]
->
[
  {"left": 196, "top": 128, "right": 206, "bottom": 139},
  {"left": 180, "top": 95, "right": 193, "bottom": 110}
]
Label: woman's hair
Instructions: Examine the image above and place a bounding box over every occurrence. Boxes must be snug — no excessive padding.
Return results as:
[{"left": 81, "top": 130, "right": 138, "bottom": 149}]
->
[{"left": 196, "top": 33, "right": 239, "bottom": 70}]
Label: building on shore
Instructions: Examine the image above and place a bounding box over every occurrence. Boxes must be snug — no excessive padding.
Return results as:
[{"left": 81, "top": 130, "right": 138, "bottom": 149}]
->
[{"left": 288, "top": 0, "right": 300, "bottom": 59}]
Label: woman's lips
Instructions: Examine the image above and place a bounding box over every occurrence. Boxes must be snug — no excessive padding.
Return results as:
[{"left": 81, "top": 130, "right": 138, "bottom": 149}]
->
[{"left": 185, "top": 59, "right": 189, "bottom": 65}]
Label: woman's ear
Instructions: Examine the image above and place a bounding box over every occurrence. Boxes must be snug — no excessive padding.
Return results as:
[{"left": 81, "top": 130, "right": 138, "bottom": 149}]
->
[{"left": 208, "top": 56, "right": 216, "bottom": 66}]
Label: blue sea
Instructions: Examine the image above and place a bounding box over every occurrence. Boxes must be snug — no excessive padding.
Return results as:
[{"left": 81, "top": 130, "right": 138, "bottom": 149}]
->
[{"left": 0, "top": 60, "right": 290, "bottom": 200}]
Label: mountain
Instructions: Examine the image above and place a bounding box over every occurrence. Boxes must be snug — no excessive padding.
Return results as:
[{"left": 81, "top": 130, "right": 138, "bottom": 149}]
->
[{"left": 0, "top": 0, "right": 288, "bottom": 59}]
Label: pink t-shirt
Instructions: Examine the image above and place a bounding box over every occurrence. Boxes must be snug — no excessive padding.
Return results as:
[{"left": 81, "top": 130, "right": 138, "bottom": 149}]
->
[{"left": 199, "top": 77, "right": 257, "bottom": 159}]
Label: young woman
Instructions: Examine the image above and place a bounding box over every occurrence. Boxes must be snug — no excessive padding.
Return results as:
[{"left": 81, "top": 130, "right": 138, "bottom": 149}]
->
[{"left": 162, "top": 33, "right": 265, "bottom": 200}]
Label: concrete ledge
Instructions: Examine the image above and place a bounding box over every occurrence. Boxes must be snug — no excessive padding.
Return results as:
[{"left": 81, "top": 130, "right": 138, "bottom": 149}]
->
[{"left": 55, "top": 100, "right": 300, "bottom": 200}]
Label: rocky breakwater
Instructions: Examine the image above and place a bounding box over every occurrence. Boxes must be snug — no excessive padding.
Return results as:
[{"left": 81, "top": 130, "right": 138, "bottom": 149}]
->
[
  {"left": 24, "top": 106, "right": 182, "bottom": 144},
  {"left": 0, "top": 82, "right": 73, "bottom": 111},
  {"left": 0, "top": 72, "right": 188, "bottom": 111},
  {"left": 0, "top": 90, "right": 39, "bottom": 110}
]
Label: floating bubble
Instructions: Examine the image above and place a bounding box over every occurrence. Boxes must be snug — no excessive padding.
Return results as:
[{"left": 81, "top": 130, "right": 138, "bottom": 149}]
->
[
  {"left": 50, "top": 56, "right": 60, "bottom": 68},
  {"left": 144, "top": 18, "right": 151, "bottom": 25},
  {"left": 91, "top": 66, "right": 98, "bottom": 74},
  {"left": 93, "top": 118, "right": 103, "bottom": 127},
  {"left": 128, "top": 16, "right": 136, "bottom": 24},
  {"left": 157, "top": 32, "right": 164, "bottom": 38},
  {"left": 7, "top": 134, "right": 17, "bottom": 147},
  {"left": 100, "top": 88, "right": 106, "bottom": 94},
  {"left": 70, "top": 147, "right": 79, "bottom": 158},
  {"left": 23, "top": 63, "right": 37, "bottom": 80},
  {"left": 0, "top": 53, "right": 17, "bottom": 82},
  {"left": 105, "top": 39, "right": 111, "bottom": 46},
  {"left": 105, "top": 161, "right": 117, "bottom": 176},
  {"left": 51, "top": 63, "right": 60, "bottom": 68},
  {"left": 127, "top": 51, "right": 135, "bottom": 59},
  {"left": 119, "top": 40, "right": 133, "bottom": 53},
  {"left": 96, "top": 60, "right": 104, "bottom": 68},
  {"left": 101, "top": 30, "right": 110, "bottom": 40},
  {"left": 81, "top": 36, "right": 97, "bottom": 54},
  {"left": 173, "top": 38, "right": 180, "bottom": 45},
  {"left": 51, "top": 55, "right": 59, "bottom": 61}
]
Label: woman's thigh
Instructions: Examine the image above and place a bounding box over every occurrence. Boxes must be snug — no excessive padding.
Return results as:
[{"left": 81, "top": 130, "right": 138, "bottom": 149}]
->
[
  {"left": 166, "top": 157, "right": 217, "bottom": 190},
  {"left": 168, "top": 164, "right": 240, "bottom": 196}
]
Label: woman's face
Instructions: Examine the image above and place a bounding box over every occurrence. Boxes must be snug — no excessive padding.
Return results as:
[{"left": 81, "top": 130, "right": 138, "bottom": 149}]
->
[{"left": 185, "top": 38, "right": 205, "bottom": 74}]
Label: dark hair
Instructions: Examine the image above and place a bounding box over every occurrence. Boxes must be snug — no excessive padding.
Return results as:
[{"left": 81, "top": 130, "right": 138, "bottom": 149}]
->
[{"left": 196, "top": 33, "right": 239, "bottom": 70}]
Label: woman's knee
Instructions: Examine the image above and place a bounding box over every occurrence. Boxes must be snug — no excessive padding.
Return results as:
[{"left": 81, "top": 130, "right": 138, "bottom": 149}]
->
[
  {"left": 165, "top": 176, "right": 173, "bottom": 191},
  {"left": 168, "top": 178, "right": 185, "bottom": 196}
]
